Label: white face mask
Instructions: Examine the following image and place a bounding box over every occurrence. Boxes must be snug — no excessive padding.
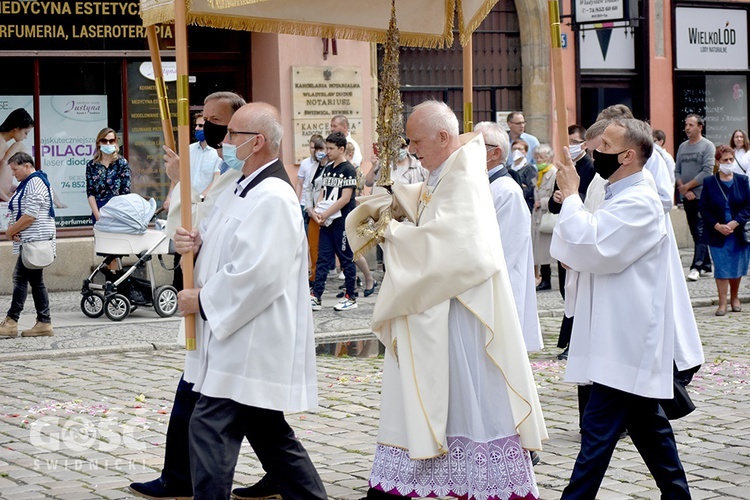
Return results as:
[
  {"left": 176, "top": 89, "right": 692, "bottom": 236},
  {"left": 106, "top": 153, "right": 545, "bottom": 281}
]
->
[
  {"left": 719, "top": 164, "right": 734, "bottom": 175},
  {"left": 569, "top": 144, "right": 583, "bottom": 159},
  {"left": 512, "top": 149, "right": 525, "bottom": 162}
]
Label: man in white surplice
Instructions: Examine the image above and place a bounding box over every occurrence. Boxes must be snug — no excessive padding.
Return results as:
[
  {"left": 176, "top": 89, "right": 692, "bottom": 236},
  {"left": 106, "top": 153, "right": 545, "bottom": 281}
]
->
[
  {"left": 174, "top": 103, "right": 326, "bottom": 500},
  {"left": 475, "top": 120, "right": 542, "bottom": 352},
  {"left": 346, "top": 101, "right": 546, "bottom": 500},
  {"left": 550, "top": 119, "right": 693, "bottom": 499}
]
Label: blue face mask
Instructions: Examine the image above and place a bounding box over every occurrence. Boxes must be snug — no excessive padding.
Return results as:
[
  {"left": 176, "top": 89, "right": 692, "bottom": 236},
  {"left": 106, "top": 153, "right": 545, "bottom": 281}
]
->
[
  {"left": 397, "top": 148, "right": 409, "bottom": 161},
  {"left": 195, "top": 129, "right": 205, "bottom": 142},
  {"left": 315, "top": 151, "right": 326, "bottom": 161},
  {"left": 222, "top": 137, "right": 255, "bottom": 171},
  {"left": 100, "top": 144, "right": 116, "bottom": 155}
]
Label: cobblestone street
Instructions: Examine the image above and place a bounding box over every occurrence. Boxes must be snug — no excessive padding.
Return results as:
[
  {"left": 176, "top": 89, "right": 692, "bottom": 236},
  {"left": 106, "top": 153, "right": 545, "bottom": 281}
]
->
[{"left": 0, "top": 265, "right": 749, "bottom": 499}]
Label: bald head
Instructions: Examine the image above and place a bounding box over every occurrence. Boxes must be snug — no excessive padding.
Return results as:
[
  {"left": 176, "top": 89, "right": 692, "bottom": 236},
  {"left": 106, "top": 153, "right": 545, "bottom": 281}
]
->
[
  {"left": 405, "top": 100, "right": 461, "bottom": 172},
  {"left": 225, "top": 103, "right": 283, "bottom": 174}
]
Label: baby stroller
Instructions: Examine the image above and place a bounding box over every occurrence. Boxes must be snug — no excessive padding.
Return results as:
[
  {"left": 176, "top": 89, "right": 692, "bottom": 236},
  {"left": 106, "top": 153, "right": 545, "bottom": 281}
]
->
[{"left": 80, "top": 195, "right": 178, "bottom": 322}]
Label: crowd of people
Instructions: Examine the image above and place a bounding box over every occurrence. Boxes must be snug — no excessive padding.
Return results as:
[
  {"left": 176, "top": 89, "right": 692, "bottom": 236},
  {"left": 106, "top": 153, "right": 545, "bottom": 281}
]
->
[
  {"left": 2, "top": 94, "right": 748, "bottom": 499},
  {"left": 117, "top": 95, "right": 710, "bottom": 500}
]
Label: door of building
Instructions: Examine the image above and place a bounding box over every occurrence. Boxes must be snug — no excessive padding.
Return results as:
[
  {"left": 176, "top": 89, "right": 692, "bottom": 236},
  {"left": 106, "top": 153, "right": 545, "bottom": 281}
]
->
[{"left": 379, "top": 0, "right": 522, "bottom": 128}]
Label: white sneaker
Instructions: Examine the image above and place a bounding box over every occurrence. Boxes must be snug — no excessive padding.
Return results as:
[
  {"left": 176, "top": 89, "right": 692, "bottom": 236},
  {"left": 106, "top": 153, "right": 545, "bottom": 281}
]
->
[
  {"left": 310, "top": 295, "right": 322, "bottom": 311},
  {"left": 701, "top": 270, "right": 713, "bottom": 277},
  {"left": 334, "top": 295, "right": 358, "bottom": 311},
  {"left": 686, "top": 269, "right": 700, "bottom": 281},
  {"left": 337, "top": 272, "right": 345, "bottom": 280}
]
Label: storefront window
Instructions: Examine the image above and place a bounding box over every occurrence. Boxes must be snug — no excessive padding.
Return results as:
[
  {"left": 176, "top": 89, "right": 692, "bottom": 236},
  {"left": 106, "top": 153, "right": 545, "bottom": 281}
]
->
[{"left": 674, "top": 5, "right": 749, "bottom": 145}]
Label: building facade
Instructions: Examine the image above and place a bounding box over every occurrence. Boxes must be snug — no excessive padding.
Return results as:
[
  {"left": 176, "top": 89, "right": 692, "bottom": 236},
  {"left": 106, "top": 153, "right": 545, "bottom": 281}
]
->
[{"left": 4, "top": 0, "right": 746, "bottom": 234}]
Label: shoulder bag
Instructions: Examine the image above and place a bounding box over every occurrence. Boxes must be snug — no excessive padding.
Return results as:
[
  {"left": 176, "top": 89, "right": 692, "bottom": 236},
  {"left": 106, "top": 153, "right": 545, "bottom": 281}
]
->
[
  {"left": 538, "top": 212, "right": 558, "bottom": 233},
  {"left": 21, "top": 240, "right": 55, "bottom": 269}
]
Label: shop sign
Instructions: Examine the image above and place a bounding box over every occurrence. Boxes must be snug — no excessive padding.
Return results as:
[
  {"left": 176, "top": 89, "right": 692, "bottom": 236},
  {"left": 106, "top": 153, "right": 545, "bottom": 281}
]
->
[
  {"left": 579, "top": 25, "right": 635, "bottom": 70},
  {"left": 126, "top": 61, "right": 177, "bottom": 205},
  {"left": 0, "top": 0, "right": 173, "bottom": 51},
  {"left": 291, "top": 66, "right": 363, "bottom": 165},
  {"left": 574, "top": 0, "right": 627, "bottom": 24},
  {"left": 40, "top": 95, "right": 108, "bottom": 227},
  {"left": 0, "top": 95, "right": 107, "bottom": 228},
  {"left": 675, "top": 7, "right": 748, "bottom": 71}
]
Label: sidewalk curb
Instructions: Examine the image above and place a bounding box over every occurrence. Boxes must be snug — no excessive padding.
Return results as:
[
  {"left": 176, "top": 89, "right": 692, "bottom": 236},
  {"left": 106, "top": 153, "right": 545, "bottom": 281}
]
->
[{"left": 0, "top": 294, "right": 743, "bottom": 362}]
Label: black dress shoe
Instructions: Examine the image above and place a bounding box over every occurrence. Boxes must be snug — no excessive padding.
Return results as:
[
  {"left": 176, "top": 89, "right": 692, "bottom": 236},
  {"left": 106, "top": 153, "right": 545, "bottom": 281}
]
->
[
  {"left": 232, "top": 475, "right": 282, "bottom": 499},
  {"left": 557, "top": 347, "right": 569, "bottom": 360},
  {"left": 363, "top": 281, "right": 378, "bottom": 297},
  {"left": 129, "top": 477, "right": 193, "bottom": 499},
  {"left": 536, "top": 281, "right": 551, "bottom": 291}
]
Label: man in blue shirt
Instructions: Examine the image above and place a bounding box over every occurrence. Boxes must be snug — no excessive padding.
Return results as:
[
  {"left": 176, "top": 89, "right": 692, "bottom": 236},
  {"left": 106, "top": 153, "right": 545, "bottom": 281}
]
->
[{"left": 506, "top": 111, "right": 540, "bottom": 168}]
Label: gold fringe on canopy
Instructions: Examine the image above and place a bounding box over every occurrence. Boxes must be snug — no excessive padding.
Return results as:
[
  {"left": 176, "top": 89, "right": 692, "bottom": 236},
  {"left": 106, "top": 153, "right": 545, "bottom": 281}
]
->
[
  {"left": 206, "top": 0, "right": 265, "bottom": 10},
  {"left": 140, "top": 0, "right": 176, "bottom": 25},
  {"left": 459, "top": 0, "right": 499, "bottom": 47},
  {"left": 141, "top": 0, "right": 460, "bottom": 49}
]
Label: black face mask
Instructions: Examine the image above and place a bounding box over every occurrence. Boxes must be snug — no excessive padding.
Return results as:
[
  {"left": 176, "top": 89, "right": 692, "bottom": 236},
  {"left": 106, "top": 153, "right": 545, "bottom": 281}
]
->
[
  {"left": 203, "top": 120, "right": 228, "bottom": 149},
  {"left": 592, "top": 149, "right": 627, "bottom": 180}
]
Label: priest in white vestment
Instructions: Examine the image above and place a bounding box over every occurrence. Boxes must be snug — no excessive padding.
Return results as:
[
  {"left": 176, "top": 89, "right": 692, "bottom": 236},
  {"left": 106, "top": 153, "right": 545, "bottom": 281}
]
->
[
  {"left": 346, "top": 101, "right": 547, "bottom": 500},
  {"left": 475, "top": 121, "right": 542, "bottom": 352},
  {"left": 174, "top": 103, "right": 325, "bottom": 500},
  {"left": 550, "top": 119, "right": 694, "bottom": 499}
]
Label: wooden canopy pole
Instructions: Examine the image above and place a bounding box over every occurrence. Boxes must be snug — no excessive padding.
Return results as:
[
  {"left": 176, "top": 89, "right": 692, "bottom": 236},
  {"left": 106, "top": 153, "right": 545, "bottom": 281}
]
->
[
  {"left": 549, "top": 0, "right": 569, "bottom": 152},
  {"left": 462, "top": 38, "right": 473, "bottom": 133},
  {"left": 146, "top": 26, "right": 175, "bottom": 151},
  {"left": 174, "top": 0, "right": 196, "bottom": 351}
]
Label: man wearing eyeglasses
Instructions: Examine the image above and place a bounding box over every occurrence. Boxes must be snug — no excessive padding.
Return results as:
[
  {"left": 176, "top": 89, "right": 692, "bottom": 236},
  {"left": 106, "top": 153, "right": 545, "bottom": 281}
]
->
[
  {"left": 505, "top": 111, "right": 539, "bottom": 168},
  {"left": 475, "top": 120, "right": 541, "bottom": 353},
  {"left": 173, "top": 102, "right": 326, "bottom": 500}
]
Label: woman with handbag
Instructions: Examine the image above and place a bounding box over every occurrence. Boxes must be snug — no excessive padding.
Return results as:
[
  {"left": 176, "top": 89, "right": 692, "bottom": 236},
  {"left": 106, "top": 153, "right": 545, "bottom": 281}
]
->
[
  {"left": 531, "top": 143, "right": 557, "bottom": 291},
  {"left": 0, "top": 152, "right": 56, "bottom": 338},
  {"left": 699, "top": 144, "right": 750, "bottom": 316}
]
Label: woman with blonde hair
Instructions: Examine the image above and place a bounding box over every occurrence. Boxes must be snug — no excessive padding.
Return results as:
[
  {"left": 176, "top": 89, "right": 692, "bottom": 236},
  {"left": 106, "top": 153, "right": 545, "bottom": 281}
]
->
[{"left": 85, "top": 127, "right": 131, "bottom": 223}]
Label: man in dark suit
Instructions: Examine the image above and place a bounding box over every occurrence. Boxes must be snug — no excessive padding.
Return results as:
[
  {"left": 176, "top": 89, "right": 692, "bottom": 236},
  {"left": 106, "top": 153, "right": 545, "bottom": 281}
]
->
[{"left": 548, "top": 124, "right": 596, "bottom": 360}]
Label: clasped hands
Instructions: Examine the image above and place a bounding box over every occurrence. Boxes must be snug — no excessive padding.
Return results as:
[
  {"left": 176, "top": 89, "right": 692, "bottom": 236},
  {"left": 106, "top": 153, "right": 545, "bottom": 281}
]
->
[{"left": 716, "top": 221, "right": 739, "bottom": 236}]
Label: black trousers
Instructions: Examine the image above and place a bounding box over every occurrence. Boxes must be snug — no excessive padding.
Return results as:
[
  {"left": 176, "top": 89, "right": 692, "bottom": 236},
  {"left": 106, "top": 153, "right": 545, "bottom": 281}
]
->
[
  {"left": 539, "top": 263, "right": 551, "bottom": 283},
  {"left": 8, "top": 255, "right": 51, "bottom": 323},
  {"left": 683, "top": 198, "right": 712, "bottom": 272},
  {"left": 189, "top": 394, "right": 327, "bottom": 500},
  {"left": 562, "top": 383, "right": 690, "bottom": 499},
  {"left": 160, "top": 376, "right": 199, "bottom": 488},
  {"left": 312, "top": 221, "right": 357, "bottom": 299}
]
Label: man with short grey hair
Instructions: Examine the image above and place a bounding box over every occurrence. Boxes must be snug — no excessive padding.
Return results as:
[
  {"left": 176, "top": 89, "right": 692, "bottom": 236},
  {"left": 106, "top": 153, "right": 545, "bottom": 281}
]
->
[
  {"left": 552, "top": 118, "right": 696, "bottom": 499},
  {"left": 676, "top": 113, "right": 715, "bottom": 281},
  {"left": 475, "top": 121, "right": 541, "bottom": 352}
]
